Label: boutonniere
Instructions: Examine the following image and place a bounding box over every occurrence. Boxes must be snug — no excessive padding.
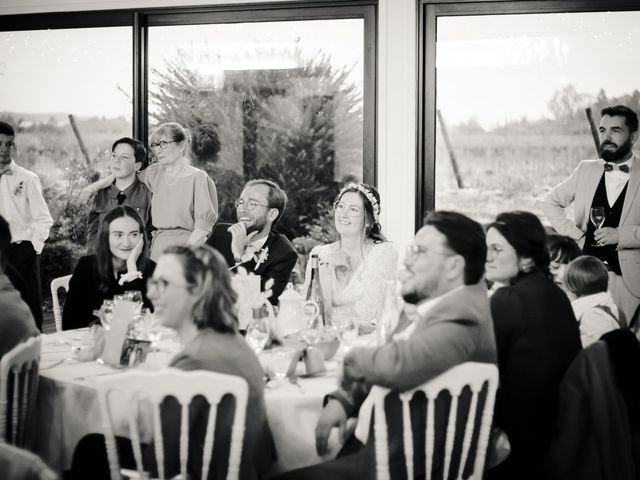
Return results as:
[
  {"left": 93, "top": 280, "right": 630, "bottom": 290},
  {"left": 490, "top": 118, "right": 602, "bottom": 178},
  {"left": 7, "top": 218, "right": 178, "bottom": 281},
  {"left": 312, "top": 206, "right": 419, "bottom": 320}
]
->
[
  {"left": 253, "top": 246, "right": 269, "bottom": 271},
  {"left": 13, "top": 181, "right": 24, "bottom": 197}
]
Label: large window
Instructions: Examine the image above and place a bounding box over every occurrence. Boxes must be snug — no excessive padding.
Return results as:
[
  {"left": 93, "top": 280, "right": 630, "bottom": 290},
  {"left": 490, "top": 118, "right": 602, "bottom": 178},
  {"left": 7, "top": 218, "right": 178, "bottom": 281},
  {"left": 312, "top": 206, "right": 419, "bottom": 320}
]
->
[{"left": 420, "top": 1, "right": 640, "bottom": 226}]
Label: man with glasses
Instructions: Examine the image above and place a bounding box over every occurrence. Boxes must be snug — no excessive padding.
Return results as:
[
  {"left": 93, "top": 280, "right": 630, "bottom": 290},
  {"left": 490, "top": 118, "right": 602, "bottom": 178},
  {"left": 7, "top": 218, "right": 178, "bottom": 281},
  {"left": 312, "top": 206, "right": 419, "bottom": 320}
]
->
[
  {"left": 0, "top": 121, "right": 52, "bottom": 331},
  {"left": 277, "top": 211, "right": 497, "bottom": 480},
  {"left": 206, "top": 179, "right": 297, "bottom": 304},
  {"left": 86, "top": 137, "right": 152, "bottom": 249}
]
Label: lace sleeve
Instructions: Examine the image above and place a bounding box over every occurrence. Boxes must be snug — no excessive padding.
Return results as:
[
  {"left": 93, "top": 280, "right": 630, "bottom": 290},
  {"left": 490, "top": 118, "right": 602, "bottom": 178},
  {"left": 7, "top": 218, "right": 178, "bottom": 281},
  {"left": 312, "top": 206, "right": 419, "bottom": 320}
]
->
[{"left": 333, "top": 242, "right": 399, "bottom": 323}]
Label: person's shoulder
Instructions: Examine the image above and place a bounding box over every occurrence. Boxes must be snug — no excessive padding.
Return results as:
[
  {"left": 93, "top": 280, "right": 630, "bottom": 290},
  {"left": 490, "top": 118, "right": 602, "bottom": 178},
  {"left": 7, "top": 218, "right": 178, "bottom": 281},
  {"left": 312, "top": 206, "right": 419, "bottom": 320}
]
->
[
  {"left": 74, "top": 255, "right": 97, "bottom": 272},
  {"left": 309, "top": 242, "right": 336, "bottom": 256},
  {"left": 13, "top": 163, "right": 40, "bottom": 180},
  {"left": 370, "top": 240, "right": 398, "bottom": 256},
  {"left": 271, "top": 230, "right": 298, "bottom": 252},
  {"left": 432, "top": 282, "right": 490, "bottom": 321}
]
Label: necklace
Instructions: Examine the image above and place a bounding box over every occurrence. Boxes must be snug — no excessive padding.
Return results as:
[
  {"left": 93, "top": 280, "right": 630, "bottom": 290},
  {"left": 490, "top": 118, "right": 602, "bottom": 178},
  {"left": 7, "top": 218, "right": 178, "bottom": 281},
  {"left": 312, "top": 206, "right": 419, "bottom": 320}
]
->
[{"left": 164, "top": 161, "right": 187, "bottom": 187}]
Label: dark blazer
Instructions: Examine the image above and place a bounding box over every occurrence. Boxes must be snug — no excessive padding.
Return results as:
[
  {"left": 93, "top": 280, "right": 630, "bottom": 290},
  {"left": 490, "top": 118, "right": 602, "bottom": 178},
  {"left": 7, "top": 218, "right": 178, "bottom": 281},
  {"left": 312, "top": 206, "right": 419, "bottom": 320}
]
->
[
  {"left": 62, "top": 255, "right": 155, "bottom": 331},
  {"left": 206, "top": 223, "right": 298, "bottom": 303},
  {"left": 489, "top": 270, "right": 581, "bottom": 480}
]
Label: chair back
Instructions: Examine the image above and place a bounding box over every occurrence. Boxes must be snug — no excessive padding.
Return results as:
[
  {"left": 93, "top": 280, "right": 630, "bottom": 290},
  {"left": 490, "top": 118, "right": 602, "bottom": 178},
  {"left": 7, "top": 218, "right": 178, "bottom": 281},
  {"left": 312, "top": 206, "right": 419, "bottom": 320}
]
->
[
  {"left": 50, "top": 275, "right": 71, "bottom": 333},
  {"left": 373, "top": 362, "right": 499, "bottom": 480},
  {"left": 0, "top": 336, "right": 41, "bottom": 447},
  {"left": 95, "top": 368, "right": 249, "bottom": 480}
]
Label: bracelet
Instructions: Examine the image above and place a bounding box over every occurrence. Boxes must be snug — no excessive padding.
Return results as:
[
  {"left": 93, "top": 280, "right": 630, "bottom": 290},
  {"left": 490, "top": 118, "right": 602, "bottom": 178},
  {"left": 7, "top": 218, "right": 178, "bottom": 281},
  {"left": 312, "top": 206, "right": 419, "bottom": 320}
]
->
[{"left": 118, "top": 271, "right": 143, "bottom": 286}]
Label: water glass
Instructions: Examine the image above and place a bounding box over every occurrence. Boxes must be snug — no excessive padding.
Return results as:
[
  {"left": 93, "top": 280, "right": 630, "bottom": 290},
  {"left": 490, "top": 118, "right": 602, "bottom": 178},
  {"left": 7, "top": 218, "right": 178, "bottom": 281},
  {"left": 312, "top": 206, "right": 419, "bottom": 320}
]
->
[
  {"left": 332, "top": 308, "right": 358, "bottom": 352},
  {"left": 246, "top": 314, "right": 270, "bottom": 354},
  {"left": 269, "top": 347, "right": 296, "bottom": 380}
]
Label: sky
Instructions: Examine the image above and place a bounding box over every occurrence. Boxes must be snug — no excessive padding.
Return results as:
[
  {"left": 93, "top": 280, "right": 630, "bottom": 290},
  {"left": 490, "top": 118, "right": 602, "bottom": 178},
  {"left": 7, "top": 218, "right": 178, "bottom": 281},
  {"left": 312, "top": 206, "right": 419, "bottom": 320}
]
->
[
  {"left": 0, "top": 18, "right": 363, "bottom": 120},
  {"left": 436, "top": 11, "right": 640, "bottom": 129}
]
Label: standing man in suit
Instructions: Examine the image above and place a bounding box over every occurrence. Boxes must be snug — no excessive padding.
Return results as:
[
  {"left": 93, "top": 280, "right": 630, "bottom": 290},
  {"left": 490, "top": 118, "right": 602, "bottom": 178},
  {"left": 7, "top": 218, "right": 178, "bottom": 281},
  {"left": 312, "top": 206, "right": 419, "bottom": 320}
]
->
[
  {"left": 541, "top": 105, "right": 640, "bottom": 326},
  {"left": 0, "top": 121, "right": 52, "bottom": 331},
  {"left": 276, "top": 211, "right": 497, "bottom": 480},
  {"left": 206, "top": 179, "right": 297, "bottom": 304}
]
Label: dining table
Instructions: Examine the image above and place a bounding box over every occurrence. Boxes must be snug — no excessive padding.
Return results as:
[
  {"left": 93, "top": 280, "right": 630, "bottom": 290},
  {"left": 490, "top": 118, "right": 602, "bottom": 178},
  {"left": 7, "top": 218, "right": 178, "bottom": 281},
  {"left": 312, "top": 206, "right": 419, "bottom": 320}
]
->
[{"left": 34, "top": 328, "right": 362, "bottom": 476}]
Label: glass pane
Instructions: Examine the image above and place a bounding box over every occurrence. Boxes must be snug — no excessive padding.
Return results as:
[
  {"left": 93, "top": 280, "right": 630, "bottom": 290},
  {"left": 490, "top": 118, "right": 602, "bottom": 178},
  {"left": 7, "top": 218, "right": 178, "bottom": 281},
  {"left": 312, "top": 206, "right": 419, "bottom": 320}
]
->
[
  {"left": 435, "top": 11, "right": 640, "bottom": 223},
  {"left": 148, "top": 19, "right": 364, "bottom": 242},
  {"left": 0, "top": 27, "right": 133, "bottom": 241}
]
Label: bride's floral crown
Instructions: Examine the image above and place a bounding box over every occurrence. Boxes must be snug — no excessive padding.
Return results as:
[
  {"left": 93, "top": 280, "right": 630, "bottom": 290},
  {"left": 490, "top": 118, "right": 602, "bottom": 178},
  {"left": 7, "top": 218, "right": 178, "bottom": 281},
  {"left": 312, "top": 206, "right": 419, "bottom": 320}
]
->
[{"left": 341, "top": 183, "right": 380, "bottom": 222}]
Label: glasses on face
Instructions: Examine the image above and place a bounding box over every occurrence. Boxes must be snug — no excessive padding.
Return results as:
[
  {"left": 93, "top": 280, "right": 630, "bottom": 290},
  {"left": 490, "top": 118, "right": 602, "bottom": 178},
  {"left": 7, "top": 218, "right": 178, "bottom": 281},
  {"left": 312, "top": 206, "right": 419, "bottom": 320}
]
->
[
  {"left": 333, "top": 201, "right": 363, "bottom": 217},
  {"left": 234, "top": 198, "right": 270, "bottom": 211},
  {"left": 0, "top": 141, "right": 15, "bottom": 149},
  {"left": 486, "top": 244, "right": 514, "bottom": 259},
  {"left": 149, "top": 140, "right": 177, "bottom": 150},
  {"left": 147, "top": 277, "right": 189, "bottom": 295},
  {"left": 405, "top": 244, "right": 454, "bottom": 261}
]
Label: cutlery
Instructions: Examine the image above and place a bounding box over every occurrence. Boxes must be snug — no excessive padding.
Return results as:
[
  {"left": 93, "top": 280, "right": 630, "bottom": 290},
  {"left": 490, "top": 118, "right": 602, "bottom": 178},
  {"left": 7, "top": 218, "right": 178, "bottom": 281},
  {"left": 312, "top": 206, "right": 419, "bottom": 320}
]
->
[{"left": 73, "top": 371, "right": 122, "bottom": 381}]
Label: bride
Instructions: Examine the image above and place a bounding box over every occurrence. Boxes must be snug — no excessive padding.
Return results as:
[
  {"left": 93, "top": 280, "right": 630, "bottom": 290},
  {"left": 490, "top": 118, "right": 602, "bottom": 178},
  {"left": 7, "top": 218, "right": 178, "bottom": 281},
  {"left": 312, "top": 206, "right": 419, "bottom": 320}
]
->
[{"left": 304, "top": 182, "right": 398, "bottom": 325}]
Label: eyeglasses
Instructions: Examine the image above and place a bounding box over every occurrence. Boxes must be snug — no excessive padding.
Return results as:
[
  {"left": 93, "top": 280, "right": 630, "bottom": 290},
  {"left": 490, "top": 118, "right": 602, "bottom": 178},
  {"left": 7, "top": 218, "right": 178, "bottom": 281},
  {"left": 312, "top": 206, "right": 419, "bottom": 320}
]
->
[
  {"left": 235, "top": 198, "right": 270, "bottom": 211},
  {"left": 149, "top": 140, "right": 177, "bottom": 150},
  {"left": 405, "top": 244, "right": 454, "bottom": 261},
  {"left": 333, "top": 201, "right": 363, "bottom": 217},
  {"left": 486, "top": 244, "right": 515, "bottom": 259},
  {"left": 147, "top": 277, "right": 189, "bottom": 294},
  {"left": 0, "top": 141, "right": 15, "bottom": 149}
]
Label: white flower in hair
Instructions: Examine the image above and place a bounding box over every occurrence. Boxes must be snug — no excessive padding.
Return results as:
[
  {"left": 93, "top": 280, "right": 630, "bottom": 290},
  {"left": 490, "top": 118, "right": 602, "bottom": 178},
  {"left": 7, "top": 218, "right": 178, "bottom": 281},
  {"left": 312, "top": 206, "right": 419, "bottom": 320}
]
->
[{"left": 343, "top": 183, "right": 380, "bottom": 222}]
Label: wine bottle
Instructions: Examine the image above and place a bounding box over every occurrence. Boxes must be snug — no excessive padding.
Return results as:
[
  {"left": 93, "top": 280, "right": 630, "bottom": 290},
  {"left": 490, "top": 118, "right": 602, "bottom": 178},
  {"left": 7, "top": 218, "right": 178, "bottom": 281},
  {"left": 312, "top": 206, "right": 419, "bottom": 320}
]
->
[{"left": 306, "top": 254, "right": 328, "bottom": 327}]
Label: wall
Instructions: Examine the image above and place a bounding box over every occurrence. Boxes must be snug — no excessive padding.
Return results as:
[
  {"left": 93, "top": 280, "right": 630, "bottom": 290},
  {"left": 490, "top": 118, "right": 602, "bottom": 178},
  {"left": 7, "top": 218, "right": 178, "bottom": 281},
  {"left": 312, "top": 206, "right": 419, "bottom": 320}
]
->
[{"left": 0, "top": 0, "right": 417, "bottom": 256}]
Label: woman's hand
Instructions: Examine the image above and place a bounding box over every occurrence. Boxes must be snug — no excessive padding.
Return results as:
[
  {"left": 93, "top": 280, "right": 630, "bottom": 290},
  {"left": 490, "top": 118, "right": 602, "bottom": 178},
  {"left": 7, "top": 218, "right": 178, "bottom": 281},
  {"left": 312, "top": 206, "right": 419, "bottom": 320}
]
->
[
  {"left": 127, "top": 238, "right": 144, "bottom": 273},
  {"left": 78, "top": 174, "right": 115, "bottom": 203},
  {"left": 322, "top": 250, "right": 351, "bottom": 272},
  {"left": 187, "top": 228, "right": 209, "bottom": 247}
]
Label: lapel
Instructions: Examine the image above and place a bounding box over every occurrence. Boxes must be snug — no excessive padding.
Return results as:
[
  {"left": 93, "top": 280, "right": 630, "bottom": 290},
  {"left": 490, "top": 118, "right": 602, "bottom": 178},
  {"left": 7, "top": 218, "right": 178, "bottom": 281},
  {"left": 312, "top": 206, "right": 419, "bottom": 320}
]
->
[
  {"left": 242, "top": 230, "right": 277, "bottom": 274},
  {"left": 582, "top": 161, "right": 606, "bottom": 224},
  {"left": 620, "top": 155, "right": 640, "bottom": 225}
]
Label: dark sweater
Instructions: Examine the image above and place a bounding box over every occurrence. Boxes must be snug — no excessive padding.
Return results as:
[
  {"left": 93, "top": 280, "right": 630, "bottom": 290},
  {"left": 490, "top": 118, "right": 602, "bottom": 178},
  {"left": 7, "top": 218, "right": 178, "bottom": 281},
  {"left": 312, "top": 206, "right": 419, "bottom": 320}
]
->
[
  {"left": 0, "top": 273, "right": 39, "bottom": 360},
  {"left": 62, "top": 255, "right": 155, "bottom": 331}
]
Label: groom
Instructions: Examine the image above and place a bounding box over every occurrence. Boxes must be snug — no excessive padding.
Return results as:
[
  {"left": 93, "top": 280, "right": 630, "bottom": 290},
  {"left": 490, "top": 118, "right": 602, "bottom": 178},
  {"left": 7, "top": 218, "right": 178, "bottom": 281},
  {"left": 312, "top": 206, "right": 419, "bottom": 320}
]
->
[{"left": 206, "top": 179, "right": 298, "bottom": 304}]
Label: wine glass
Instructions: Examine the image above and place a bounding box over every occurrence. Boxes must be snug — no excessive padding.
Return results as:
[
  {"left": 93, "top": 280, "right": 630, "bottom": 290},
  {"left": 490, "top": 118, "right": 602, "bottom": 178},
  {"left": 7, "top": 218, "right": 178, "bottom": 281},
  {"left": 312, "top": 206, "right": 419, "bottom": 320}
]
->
[
  {"left": 331, "top": 308, "right": 358, "bottom": 353},
  {"left": 590, "top": 207, "right": 605, "bottom": 246},
  {"left": 245, "top": 314, "right": 270, "bottom": 355}
]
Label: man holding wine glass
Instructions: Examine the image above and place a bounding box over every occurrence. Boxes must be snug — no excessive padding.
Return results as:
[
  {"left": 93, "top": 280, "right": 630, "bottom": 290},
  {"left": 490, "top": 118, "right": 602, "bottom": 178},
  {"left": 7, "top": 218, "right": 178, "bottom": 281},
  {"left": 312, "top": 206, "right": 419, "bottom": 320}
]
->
[{"left": 541, "top": 105, "right": 640, "bottom": 327}]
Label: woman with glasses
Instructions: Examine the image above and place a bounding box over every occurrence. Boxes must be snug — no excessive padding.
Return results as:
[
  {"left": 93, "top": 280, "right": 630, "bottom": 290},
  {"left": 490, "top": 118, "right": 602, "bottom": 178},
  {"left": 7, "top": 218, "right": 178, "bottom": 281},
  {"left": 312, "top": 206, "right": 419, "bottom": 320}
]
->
[
  {"left": 83, "top": 122, "right": 218, "bottom": 261},
  {"left": 62, "top": 206, "right": 155, "bottom": 330},
  {"left": 71, "top": 244, "right": 275, "bottom": 479},
  {"left": 485, "top": 211, "right": 581, "bottom": 480},
  {"left": 303, "top": 182, "right": 398, "bottom": 325}
]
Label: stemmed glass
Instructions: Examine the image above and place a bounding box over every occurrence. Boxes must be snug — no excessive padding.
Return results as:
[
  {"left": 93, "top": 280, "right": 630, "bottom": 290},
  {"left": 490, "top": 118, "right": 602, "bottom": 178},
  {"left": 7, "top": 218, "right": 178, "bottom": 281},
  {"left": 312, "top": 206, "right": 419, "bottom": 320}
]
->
[
  {"left": 332, "top": 309, "right": 358, "bottom": 354},
  {"left": 245, "top": 314, "right": 270, "bottom": 355},
  {"left": 590, "top": 207, "right": 605, "bottom": 246}
]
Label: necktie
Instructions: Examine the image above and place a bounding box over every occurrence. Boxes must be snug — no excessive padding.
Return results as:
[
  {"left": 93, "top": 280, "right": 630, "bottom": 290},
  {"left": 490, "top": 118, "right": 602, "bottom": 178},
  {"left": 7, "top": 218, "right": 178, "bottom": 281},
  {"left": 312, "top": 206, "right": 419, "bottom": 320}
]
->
[
  {"left": 116, "top": 191, "right": 126, "bottom": 205},
  {"left": 604, "top": 162, "right": 630, "bottom": 173}
]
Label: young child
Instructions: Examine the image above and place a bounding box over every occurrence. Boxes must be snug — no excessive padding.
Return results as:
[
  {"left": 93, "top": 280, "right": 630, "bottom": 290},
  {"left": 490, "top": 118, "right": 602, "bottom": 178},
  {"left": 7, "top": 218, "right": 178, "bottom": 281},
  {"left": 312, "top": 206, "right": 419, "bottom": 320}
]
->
[
  {"left": 565, "top": 255, "right": 621, "bottom": 348},
  {"left": 547, "top": 234, "right": 582, "bottom": 295}
]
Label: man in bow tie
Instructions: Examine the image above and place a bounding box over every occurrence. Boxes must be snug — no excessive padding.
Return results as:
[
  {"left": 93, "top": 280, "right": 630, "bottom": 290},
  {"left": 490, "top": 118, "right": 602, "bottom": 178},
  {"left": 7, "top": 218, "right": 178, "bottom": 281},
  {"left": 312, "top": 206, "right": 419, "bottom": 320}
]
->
[
  {"left": 206, "top": 179, "right": 297, "bottom": 304},
  {"left": 0, "top": 122, "right": 52, "bottom": 331},
  {"left": 541, "top": 105, "right": 640, "bottom": 326}
]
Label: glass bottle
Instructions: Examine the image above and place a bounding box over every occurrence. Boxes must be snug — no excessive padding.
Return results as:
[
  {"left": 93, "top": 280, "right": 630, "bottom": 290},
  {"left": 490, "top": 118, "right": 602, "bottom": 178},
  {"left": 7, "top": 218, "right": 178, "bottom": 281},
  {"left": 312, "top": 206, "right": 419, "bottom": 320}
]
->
[{"left": 306, "top": 254, "right": 329, "bottom": 328}]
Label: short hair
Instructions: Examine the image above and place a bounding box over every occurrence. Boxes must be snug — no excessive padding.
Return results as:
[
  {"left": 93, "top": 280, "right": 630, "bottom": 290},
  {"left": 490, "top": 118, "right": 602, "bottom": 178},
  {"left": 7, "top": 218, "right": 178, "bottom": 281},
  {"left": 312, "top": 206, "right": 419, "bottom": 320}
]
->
[
  {"left": 162, "top": 244, "right": 238, "bottom": 334},
  {"left": 601, "top": 105, "right": 639, "bottom": 133},
  {"left": 95, "top": 206, "right": 151, "bottom": 294},
  {"left": 547, "top": 234, "right": 582, "bottom": 264},
  {"left": 488, "top": 211, "right": 550, "bottom": 273},
  {"left": 336, "top": 182, "right": 386, "bottom": 243},
  {"left": 0, "top": 122, "right": 15, "bottom": 137},
  {"left": 565, "top": 255, "right": 609, "bottom": 297},
  {"left": 424, "top": 211, "right": 486, "bottom": 285},
  {"left": 150, "top": 122, "right": 191, "bottom": 156},
  {"left": 112, "top": 137, "right": 148, "bottom": 170},
  {"left": 0, "top": 214, "right": 11, "bottom": 266},
  {"left": 245, "top": 179, "right": 288, "bottom": 226}
]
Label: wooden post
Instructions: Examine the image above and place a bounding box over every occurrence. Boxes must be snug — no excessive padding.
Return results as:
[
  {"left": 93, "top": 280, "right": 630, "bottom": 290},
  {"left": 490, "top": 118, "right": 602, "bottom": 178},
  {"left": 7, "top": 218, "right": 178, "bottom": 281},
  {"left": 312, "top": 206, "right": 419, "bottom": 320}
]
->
[
  {"left": 436, "top": 109, "right": 464, "bottom": 189},
  {"left": 585, "top": 107, "right": 602, "bottom": 158},
  {"left": 68, "top": 114, "right": 92, "bottom": 167}
]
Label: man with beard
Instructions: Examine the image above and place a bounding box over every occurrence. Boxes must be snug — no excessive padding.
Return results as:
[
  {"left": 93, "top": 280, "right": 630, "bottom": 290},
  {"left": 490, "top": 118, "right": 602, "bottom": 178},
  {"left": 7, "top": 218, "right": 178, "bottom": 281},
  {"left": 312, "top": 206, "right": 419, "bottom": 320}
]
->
[
  {"left": 0, "top": 121, "right": 52, "bottom": 331},
  {"left": 541, "top": 105, "right": 640, "bottom": 327},
  {"left": 275, "top": 211, "right": 497, "bottom": 480},
  {"left": 206, "top": 179, "right": 297, "bottom": 304}
]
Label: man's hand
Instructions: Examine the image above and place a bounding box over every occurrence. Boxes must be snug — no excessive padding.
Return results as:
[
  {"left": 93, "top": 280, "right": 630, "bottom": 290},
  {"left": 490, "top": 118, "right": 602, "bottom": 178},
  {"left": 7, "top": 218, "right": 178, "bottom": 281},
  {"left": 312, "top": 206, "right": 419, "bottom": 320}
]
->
[
  {"left": 228, "top": 223, "right": 258, "bottom": 259},
  {"left": 315, "top": 399, "right": 347, "bottom": 456},
  {"left": 594, "top": 227, "right": 618, "bottom": 246}
]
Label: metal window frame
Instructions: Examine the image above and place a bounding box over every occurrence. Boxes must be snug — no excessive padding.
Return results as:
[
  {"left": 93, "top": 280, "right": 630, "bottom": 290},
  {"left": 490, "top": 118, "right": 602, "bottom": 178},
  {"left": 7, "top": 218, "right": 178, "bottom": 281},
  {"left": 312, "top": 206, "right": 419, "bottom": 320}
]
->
[
  {"left": 0, "top": 0, "right": 377, "bottom": 185},
  {"left": 417, "top": 0, "right": 640, "bottom": 230}
]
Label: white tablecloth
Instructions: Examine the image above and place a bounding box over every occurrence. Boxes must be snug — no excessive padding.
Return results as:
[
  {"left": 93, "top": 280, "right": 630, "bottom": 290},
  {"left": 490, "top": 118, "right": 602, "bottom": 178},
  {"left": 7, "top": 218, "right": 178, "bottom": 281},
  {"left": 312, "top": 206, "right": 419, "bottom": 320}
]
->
[{"left": 34, "top": 329, "right": 340, "bottom": 475}]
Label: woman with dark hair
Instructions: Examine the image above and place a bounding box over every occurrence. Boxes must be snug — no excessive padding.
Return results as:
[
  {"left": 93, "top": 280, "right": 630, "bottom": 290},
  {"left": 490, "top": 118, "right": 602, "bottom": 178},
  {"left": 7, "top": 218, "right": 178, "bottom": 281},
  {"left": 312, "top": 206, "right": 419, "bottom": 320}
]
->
[
  {"left": 304, "top": 182, "right": 398, "bottom": 324},
  {"left": 62, "top": 206, "right": 155, "bottom": 330},
  {"left": 70, "top": 244, "right": 274, "bottom": 480},
  {"left": 485, "top": 211, "right": 581, "bottom": 480},
  {"left": 546, "top": 233, "right": 582, "bottom": 294}
]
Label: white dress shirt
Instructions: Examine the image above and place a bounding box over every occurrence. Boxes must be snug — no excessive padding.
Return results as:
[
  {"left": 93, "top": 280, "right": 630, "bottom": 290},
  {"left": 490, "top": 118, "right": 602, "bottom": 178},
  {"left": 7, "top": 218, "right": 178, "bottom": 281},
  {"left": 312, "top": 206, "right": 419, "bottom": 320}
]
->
[
  {"left": 0, "top": 161, "right": 53, "bottom": 253},
  {"left": 604, "top": 156, "right": 633, "bottom": 207}
]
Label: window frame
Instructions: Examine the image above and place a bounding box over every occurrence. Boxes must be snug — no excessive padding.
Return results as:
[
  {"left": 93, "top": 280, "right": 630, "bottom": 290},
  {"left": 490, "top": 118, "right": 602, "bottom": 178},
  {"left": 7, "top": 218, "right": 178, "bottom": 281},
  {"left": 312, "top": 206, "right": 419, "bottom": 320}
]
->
[
  {"left": 417, "top": 0, "right": 640, "bottom": 230},
  {"left": 0, "top": 0, "right": 377, "bottom": 184}
]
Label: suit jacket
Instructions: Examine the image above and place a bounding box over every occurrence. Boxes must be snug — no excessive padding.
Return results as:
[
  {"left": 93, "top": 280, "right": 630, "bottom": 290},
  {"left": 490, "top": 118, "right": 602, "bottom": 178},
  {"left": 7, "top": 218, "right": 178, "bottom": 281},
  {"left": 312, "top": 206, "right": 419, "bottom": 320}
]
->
[
  {"left": 206, "top": 223, "right": 298, "bottom": 303},
  {"left": 490, "top": 271, "right": 582, "bottom": 480},
  {"left": 540, "top": 156, "right": 640, "bottom": 296}
]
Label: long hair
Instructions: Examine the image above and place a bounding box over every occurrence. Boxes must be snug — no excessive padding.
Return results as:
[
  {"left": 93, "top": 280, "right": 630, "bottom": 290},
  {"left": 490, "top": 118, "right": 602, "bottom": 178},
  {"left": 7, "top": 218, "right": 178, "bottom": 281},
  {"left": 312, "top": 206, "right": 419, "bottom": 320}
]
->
[
  {"left": 487, "top": 211, "right": 551, "bottom": 278},
  {"left": 95, "top": 206, "right": 150, "bottom": 294},
  {"left": 335, "top": 182, "right": 386, "bottom": 243},
  {"left": 163, "top": 245, "right": 238, "bottom": 334}
]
